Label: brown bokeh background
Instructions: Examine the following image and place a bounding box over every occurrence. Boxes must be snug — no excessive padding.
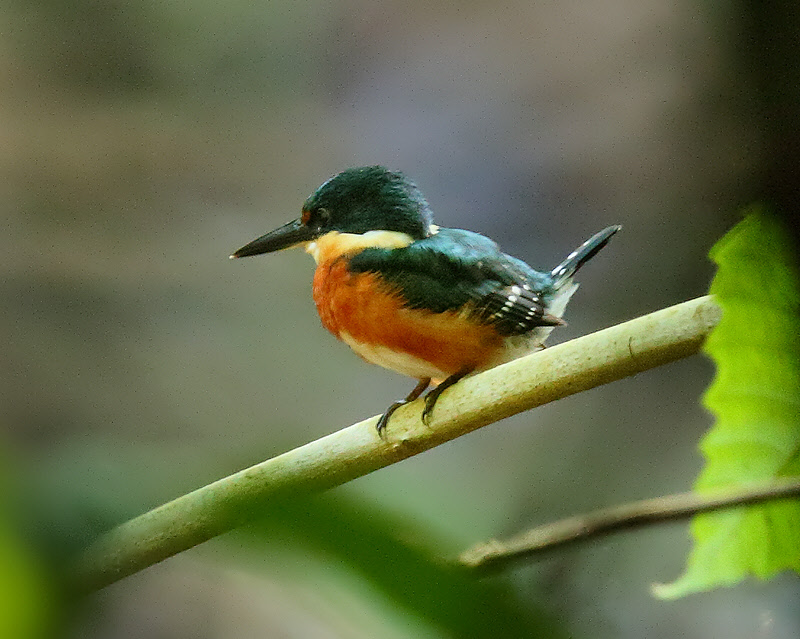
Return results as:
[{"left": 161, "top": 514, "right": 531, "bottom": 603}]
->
[{"left": 2, "top": 1, "right": 798, "bottom": 637}]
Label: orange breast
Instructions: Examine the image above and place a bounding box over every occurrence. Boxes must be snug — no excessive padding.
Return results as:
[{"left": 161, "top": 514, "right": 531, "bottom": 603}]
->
[{"left": 312, "top": 258, "right": 503, "bottom": 378}]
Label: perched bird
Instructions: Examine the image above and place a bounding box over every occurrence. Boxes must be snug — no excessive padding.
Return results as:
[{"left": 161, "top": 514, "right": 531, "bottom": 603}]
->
[{"left": 232, "top": 166, "right": 619, "bottom": 433}]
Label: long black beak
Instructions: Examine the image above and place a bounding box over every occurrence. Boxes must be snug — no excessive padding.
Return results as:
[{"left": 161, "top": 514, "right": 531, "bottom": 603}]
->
[{"left": 230, "top": 219, "right": 318, "bottom": 259}]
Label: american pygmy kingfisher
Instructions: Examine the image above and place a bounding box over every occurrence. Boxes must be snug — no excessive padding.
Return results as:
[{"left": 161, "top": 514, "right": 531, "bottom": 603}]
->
[{"left": 232, "top": 166, "right": 620, "bottom": 434}]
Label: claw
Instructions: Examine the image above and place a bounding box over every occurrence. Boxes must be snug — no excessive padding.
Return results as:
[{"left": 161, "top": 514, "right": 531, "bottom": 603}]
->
[
  {"left": 421, "top": 400, "right": 433, "bottom": 425},
  {"left": 419, "top": 368, "right": 472, "bottom": 426},
  {"left": 375, "top": 378, "right": 431, "bottom": 436},
  {"left": 376, "top": 400, "right": 404, "bottom": 436}
]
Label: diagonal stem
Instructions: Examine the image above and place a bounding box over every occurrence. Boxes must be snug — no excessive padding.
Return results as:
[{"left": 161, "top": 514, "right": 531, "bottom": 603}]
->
[
  {"left": 458, "top": 478, "right": 800, "bottom": 571},
  {"left": 69, "top": 295, "right": 721, "bottom": 593}
]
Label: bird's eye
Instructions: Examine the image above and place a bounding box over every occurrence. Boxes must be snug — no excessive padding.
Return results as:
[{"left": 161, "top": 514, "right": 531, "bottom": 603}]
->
[
  {"left": 301, "top": 207, "right": 330, "bottom": 228},
  {"left": 316, "top": 208, "right": 331, "bottom": 226}
]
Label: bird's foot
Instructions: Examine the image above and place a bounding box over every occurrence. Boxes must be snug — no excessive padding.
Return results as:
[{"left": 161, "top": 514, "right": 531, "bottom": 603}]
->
[
  {"left": 376, "top": 378, "right": 431, "bottom": 436},
  {"left": 376, "top": 400, "right": 404, "bottom": 435},
  {"left": 421, "top": 391, "right": 441, "bottom": 426},
  {"left": 420, "top": 369, "right": 471, "bottom": 426}
]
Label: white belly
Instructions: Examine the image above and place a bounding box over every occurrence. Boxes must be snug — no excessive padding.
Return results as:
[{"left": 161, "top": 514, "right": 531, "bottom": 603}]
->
[{"left": 339, "top": 331, "right": 449, "bottom": 381}]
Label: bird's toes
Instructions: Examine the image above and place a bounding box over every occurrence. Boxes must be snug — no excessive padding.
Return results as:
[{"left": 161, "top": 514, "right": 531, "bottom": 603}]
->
[
  {"left": 376, "top": 412, "right": 391, "bottom": 436},
  {"left": 421, "top": 395, "right": 438, "bottom": 425},
  {"left": 376, "top": 399, "right": 405, "bottom": 436}
]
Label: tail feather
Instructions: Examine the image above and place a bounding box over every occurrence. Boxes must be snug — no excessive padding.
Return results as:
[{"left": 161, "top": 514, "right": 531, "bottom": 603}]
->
[{"left": 550, "top": 225, "right": 621, "bottom": 287}]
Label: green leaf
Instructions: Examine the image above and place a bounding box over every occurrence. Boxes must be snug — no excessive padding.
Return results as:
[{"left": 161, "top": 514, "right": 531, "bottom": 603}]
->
[
  {"left": 0, "top": 465, "right": 53, "bottom": 639},
  {"left": 233, "top": 492, "right": 568, "bottom": 639},
  {"left": 654, "top": 210, "right": 800, "bottom": 599},
  {"left": 0, "top": 527, "right": 50, "bottom": 639}
]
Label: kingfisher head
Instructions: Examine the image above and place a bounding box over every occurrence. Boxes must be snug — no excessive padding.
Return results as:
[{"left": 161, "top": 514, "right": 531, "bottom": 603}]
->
[{"left": 231, "top": 166, "right": 435, "bottom": 259}]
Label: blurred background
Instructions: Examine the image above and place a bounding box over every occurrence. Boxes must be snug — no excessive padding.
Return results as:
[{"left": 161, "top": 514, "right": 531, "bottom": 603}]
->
[{"left": 2, "top": 0, "right": 798, "bottom": 637}]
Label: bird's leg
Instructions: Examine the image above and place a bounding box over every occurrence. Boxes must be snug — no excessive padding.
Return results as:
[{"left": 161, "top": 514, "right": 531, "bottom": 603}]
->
[
  {"left": 376, "top": 377, "right": 431, "bottom": 435},
  {"left": 421, "top": 369, "right": 472, "bottom": 425}
]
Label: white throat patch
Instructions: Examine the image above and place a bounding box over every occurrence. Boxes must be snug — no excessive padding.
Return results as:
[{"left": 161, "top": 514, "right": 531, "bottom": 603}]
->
[{"left": 305, "top": 230, "right": 415, "bottom": 264}]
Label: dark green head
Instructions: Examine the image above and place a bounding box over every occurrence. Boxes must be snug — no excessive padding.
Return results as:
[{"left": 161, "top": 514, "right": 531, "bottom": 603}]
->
[{"left": 231, "top": 166, "right": 435, "bottom": 258}]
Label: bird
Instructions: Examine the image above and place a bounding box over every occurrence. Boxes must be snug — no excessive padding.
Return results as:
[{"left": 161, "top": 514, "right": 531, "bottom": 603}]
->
[{"left": 232, "top": 166, "right": 620, "bottom": 434}]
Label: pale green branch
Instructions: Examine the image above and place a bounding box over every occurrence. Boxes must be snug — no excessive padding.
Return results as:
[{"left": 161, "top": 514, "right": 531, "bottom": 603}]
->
[
  {"left": 458, "top": 478, "right": 800, "bottom": 571},
  {"left": 69, "top": 295, "right": 721, "bottom": 592}
]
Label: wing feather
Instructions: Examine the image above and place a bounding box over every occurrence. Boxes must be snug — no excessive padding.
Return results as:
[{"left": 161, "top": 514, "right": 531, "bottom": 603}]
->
[{"left": 347, "top": 229, "right": 557, "bottom": 336}]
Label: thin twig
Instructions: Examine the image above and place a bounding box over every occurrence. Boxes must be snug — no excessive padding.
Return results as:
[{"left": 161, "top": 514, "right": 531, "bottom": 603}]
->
[
  {"left": 459, "top": 478, "right": 800, "bottom": 571},
  {"left": 69, "top": 295, "right": 721, "bottom": 592}
]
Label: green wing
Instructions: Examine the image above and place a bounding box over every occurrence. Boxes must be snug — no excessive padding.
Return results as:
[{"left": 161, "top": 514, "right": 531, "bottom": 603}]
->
[{"left": 347, "top": 229, "right": 557, "bottom": 336}]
